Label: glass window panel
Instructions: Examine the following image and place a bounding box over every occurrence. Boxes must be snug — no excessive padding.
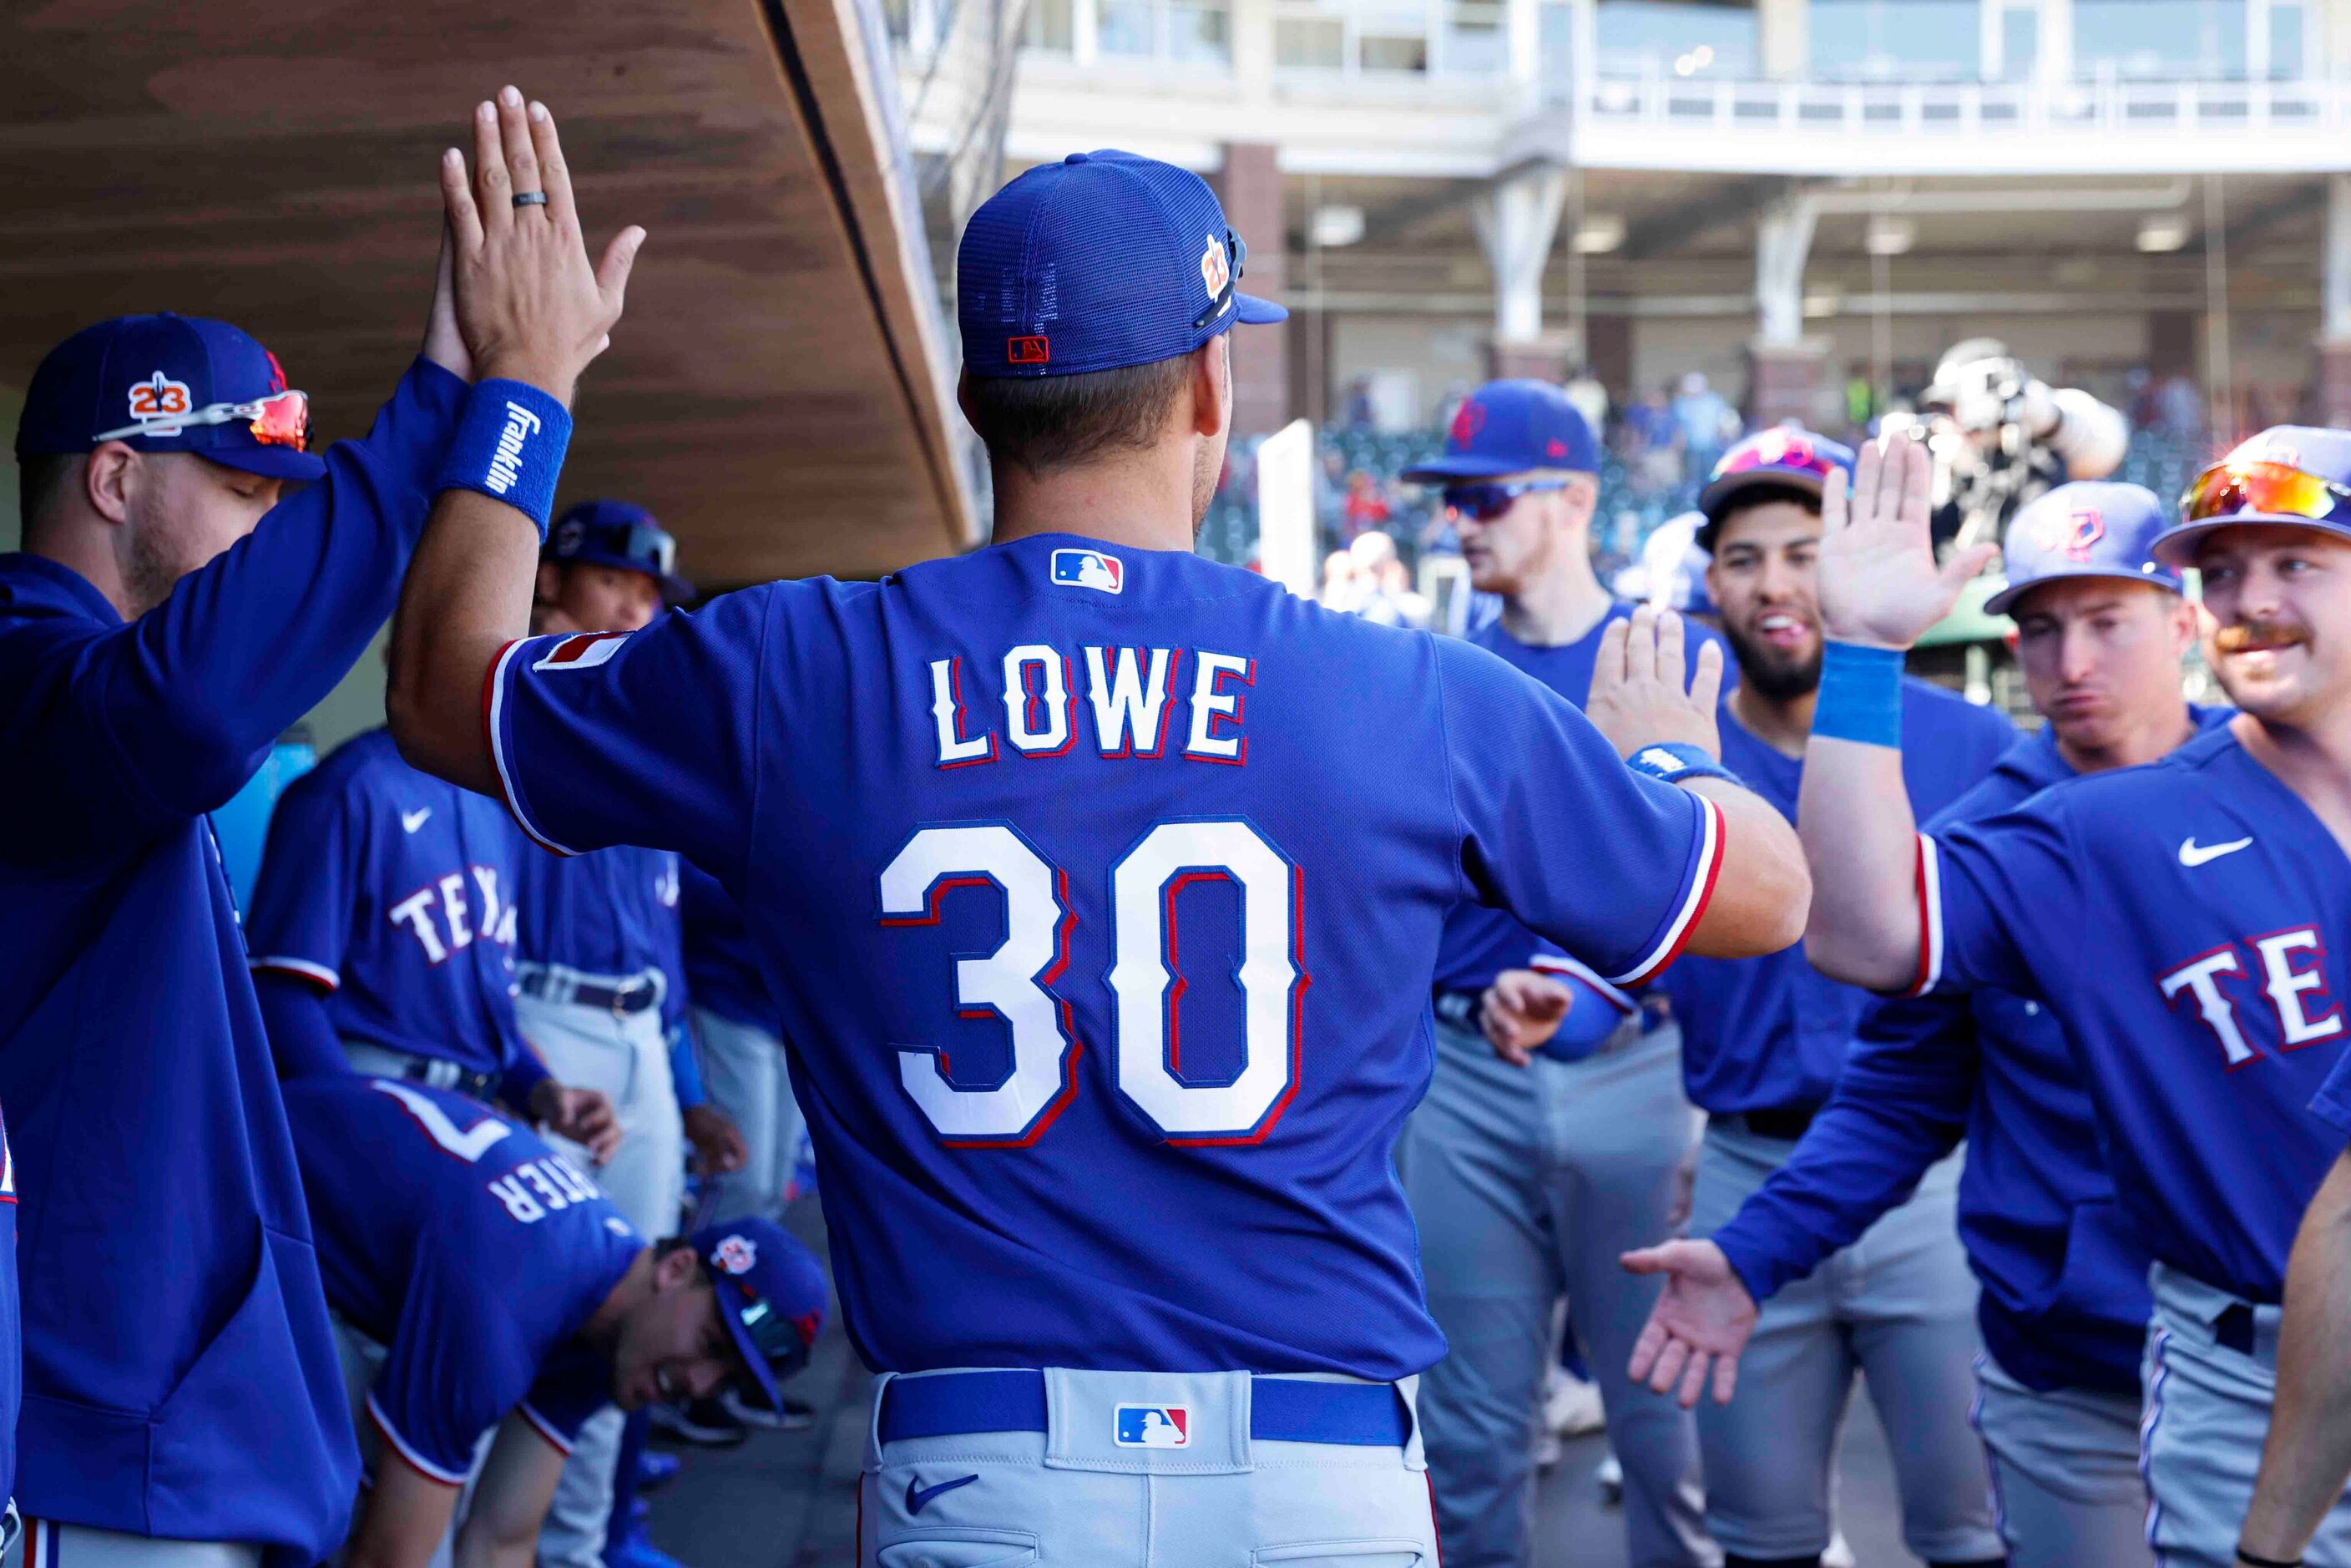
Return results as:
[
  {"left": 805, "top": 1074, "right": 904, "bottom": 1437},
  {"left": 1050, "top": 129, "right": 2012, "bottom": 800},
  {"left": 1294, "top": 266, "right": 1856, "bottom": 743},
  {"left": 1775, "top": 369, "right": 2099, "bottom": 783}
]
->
[
  {"left": 1594, "top": 1, "right": 1758, "bottom": 77},
  {"left": 1170, "top": 0, "right": 1232, "bottom": 60},
  {"left": 1099, "top": 0, "right": 1155, "bottom": 54},
  {"left": 1026, "top": 0, "right": 1075, "bottom": 50},
  {"left": 2000, "top": 7, "right": 2036, "bottom": 80},
  {"left": 1447, "top": 0, "right": 1508, "bottom": 73},
  {"left": 1277, "top": 14, "right": 1346, "bottom": 66},
  {"left": 1810, "top": 0, "right": 1981, "bottom": 82},
  {"left": 1361, "top": 31, "right": 1431, "bottom": 69},
  {"left": 2269, "top": 1, "right": 2307, "bottom": 78},
  {"left": 2074, "top": 0, "right": 2247, "bottom": 78}
]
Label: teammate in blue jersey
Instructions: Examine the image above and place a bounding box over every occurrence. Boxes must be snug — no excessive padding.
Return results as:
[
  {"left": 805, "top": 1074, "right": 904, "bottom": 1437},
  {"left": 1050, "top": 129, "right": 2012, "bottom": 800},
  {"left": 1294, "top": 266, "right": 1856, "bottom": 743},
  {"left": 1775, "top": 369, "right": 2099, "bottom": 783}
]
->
[
  {"left": 503, "top": 500, "right": 745, "bottom": 1566},
  {"left": 386, "top": 111, "right": 1809, "bottom": 1565},
  {"left": 284, "top": 1075, "right": 822, "bottom": 1568},
  {"left": 1749, "top": 428, "right": 2351, "bottom": 1568},
  {"left": 244, "top": 724, "right": 619, "bottom": 1149},
  {"left": 1396, "top": 378, "right": 1715, "bottom": 1568},
  {"left": 0, "top": 159, "right": 631, "bottom": 1563},
  {"left": 1630, "top": 482, "right": 2210, "bottom": 1568},
  {"left": 1630, "top": 427, "right": 2016, "bottom": 1568}
]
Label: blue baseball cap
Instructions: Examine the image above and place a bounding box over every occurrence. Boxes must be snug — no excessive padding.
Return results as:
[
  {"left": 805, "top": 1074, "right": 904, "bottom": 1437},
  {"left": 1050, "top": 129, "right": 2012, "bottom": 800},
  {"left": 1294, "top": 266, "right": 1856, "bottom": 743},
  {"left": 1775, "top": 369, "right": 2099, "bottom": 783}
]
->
[
  {"left": 2150, "top": 425, "right": 2351, "bottom": 569},
  {"left": 957, "top": 149, "right": 1286, "bottom": 380},
  {"left": 548, "top": 500, "right": 693, "bottom": 604},
  {"left": 690, "top": 1219, "right": 827, "bottom": 1414},
  {"left": 1401, "top": 380, "right": 1598, "bottom": 483},
  {"left": 1987, "top": 482, "right": 2182, "bottom": 615},
  {"left": 1697, "top": 427, "right": 1857, "bottom": 547},
  {"left": 14, "top": 311, "right": 325, "bottom": 482}
]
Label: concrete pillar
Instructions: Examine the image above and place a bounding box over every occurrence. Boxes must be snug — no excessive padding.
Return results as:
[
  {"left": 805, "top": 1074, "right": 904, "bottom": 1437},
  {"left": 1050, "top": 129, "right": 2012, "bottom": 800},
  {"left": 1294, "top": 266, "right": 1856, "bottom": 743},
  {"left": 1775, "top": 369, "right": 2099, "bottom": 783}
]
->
[
  {"left": 1217, "top": 142, "right": 1291, "bottom": 438},
  {"left": 1757, "top": 0, "right": 1808, "bottom": 78},
  {"left": 2038, "top": 0, "right": 2073, "bottom": 84},
  {"left": 2316, "top": 173, "right": 2351, "bottom": 429},
  {"left": 1473, "top": 163, "right": 1573, "bottom": 382},
  {"left": 1231, "top": 0, "right": 1274, "bottom": 99},
  {"left": 1749, "top": 190, "right": 1826, "bottom": 427}
]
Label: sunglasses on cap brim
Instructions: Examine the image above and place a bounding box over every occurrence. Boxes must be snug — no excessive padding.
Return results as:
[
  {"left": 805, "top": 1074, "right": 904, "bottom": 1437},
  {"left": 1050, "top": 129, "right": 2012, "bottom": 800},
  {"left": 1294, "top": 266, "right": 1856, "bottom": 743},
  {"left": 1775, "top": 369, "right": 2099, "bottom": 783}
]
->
[
  {"left": 573, "top": 519, "right": 679, "bottom": 578},
  {"left": 93, "top": 390, "right": 311, "bottom": 453},
  {"left": 721, "top": 1277, "right": 809, "bottom": 1379},
  {"left": 1443, "top": 479, "right": 1569, "bottom": 523},
  {"left": 2180, "top": 460, "right": 2351, "bottom": 529}
]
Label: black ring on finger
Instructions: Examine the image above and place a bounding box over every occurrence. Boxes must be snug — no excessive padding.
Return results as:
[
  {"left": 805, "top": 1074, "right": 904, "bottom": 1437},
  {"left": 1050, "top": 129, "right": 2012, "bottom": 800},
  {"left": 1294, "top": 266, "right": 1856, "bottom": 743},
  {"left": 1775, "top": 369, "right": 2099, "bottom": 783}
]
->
[{"left": 513, "top": 190, "right": 548, "bottom": 209}]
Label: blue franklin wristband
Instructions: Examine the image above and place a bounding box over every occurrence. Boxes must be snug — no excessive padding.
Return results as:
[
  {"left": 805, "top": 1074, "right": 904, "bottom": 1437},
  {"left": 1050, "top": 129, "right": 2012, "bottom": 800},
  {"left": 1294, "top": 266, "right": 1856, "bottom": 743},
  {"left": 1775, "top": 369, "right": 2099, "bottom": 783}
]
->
[
  {"left": 435, "top": 379, "right": 572, "bottom": 540},
  {"left": 1626, "top": 741, "right": 1743, "bottom": 790},
  {"left": 1812, "top": 640, "right": 1904, "bottom": 749}
]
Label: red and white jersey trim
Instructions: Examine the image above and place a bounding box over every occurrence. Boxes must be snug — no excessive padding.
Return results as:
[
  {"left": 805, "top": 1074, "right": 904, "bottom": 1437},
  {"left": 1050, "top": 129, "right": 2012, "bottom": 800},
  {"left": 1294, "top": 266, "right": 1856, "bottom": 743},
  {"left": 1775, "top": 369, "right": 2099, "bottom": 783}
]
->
[
  {"left": 517, "top": 1401, "right": 574, "bottom": 1455},
  {"left": 366, "top": 1390, "right": 467, "bottom": 1487},
  {"left": 1526, "top": 952, "right": 1639, "bottom": 1015},
  {"left": 483, "top": 637, "right": 584, "bottom": 858},
  {"left": 250, "top": 955, "right": 341, "bottom": 991},
  {"left": 1911, "top": 832, "right": 1945, "bottom": 997},
  {"left": 1610, "top": 794, "right": 1725, "bottom": 989}
]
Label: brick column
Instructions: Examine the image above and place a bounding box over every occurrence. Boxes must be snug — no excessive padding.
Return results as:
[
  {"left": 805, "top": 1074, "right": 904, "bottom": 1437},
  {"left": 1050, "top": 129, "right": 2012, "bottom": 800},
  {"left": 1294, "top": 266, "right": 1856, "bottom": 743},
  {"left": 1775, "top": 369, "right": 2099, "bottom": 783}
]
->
[
  {"left": 1216, "top": 142, "right": 1291, "bottom": 439},
  {"left": 1487, "top": 335, "right": 1575, "bottom": 383},
  {"left": 1747, "top": 340, "right": 1829, "bottom": 430},
  {"left": 2317, "top": 340, "right": 2351, "bottom": 432}
]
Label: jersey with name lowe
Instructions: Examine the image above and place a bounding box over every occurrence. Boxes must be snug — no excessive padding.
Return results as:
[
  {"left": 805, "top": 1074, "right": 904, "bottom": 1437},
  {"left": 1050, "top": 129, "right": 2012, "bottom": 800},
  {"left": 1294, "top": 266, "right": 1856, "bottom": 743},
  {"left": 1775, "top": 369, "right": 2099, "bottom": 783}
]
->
[
  {"left": 483, "top": 533, "right": 1726, "bottom": 1379},
  {"left": 246, "top": 726, "right": 534, "bottom": 1083},
  {"left": 1431, "top": 604, "right": 1729, "bottom": 999},
  {"left": 1661, "top": 680, "right": 2015, "bottom": 1114},
  {"left": 1916, "top": 721, "right": 2351, "bottom": 1302},
  {"left": 1713, "top": 713, "right": 2226, "bottom": 1397},
  {"left": 287, "top": 1075, "right": 640, "bottom": 1484}
]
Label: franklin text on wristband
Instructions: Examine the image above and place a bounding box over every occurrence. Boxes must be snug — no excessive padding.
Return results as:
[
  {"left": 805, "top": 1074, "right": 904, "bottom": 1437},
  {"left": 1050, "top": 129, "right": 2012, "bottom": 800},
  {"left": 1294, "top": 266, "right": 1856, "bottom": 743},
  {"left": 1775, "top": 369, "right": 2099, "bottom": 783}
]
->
[{"left": 435, "top": 379, "right": 573, "bottom": 539}]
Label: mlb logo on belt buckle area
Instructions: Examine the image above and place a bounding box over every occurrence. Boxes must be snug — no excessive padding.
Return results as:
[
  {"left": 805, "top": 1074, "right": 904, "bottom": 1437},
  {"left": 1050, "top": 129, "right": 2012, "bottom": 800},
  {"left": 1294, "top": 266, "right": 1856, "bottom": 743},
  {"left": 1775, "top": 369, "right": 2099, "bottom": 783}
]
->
[
  {"left": 1113, "top": 1404, "right": 1189, "bottom": 1448},
  {"left": 1049, "top": 548, "right": 1124, "bottom": 594}
]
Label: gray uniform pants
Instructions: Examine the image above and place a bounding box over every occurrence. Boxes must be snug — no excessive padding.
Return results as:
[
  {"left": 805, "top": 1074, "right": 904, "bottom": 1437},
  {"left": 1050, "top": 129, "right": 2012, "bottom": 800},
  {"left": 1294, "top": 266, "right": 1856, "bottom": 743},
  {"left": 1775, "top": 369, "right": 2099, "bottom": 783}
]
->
[
  {"left": 1689, "top": 1121, "right": 2000, "bottom": 1564},
  {"left": 1970, "top": 1351, "right": 2150, "bottom": 1568},
  {"left": 518, "top": 988, "right": 682, "bottom": 1568},
  {"left": 2140, "top": 1262, "right": 2351, "bottom": 1567},
  {"left": 688, "top": 1006, "right": 804, "bottom": 1228},
  {"left": 1403, "top": 1019, "right": 1714, "bottom": 1568}
]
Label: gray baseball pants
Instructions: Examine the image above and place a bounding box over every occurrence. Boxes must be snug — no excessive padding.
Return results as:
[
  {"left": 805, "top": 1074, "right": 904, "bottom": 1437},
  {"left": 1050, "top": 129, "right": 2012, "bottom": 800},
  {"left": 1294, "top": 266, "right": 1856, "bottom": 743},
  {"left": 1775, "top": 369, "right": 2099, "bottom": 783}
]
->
[
  {"left": 687, "top": 1006, "right": 804, "bottom": 1227},
  {"left": 1969, "top": 1351, "right": 2149, "bottom": 1568}
]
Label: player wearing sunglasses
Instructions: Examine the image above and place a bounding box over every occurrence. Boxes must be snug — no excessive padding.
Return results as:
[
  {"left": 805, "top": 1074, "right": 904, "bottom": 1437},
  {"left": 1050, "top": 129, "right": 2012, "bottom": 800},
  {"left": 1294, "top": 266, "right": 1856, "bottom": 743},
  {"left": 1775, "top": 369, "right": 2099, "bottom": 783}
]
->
[{"left": 1397, "top": 379, "right": 1722, "bottom": 1568}]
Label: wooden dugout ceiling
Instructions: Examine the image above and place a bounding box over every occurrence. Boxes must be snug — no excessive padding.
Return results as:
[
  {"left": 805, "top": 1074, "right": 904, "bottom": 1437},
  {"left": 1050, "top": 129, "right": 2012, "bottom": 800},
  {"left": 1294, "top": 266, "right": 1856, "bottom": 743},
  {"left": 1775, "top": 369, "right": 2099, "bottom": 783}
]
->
[{"left": 0, "top": 0, "right": 973, "bottom": 587}]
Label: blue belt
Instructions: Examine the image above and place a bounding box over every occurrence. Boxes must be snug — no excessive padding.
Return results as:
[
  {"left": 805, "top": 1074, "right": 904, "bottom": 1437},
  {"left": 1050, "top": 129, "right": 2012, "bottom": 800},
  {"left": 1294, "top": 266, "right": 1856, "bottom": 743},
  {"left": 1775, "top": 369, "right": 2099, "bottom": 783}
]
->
[{"left": 878, "top": 1369, "right": 1412, "bottom": 1448}]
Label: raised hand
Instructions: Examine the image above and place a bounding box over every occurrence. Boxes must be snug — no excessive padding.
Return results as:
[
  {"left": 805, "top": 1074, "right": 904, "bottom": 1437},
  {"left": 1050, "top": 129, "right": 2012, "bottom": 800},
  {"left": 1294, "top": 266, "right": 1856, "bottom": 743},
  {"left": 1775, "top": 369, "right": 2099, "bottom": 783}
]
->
[
  {"left": 421, "top": 225, "right": 470, "bottom": 381},
  {"left": 1479, "top": 969, "right": 1574, "bottom": 1067},
  {"left": 1816, "top": 432, "right": 1997, "bottom": 652},
  {"left": 684, "top": 1104, "right": 750, "bottom": 1176},
  {"left": 1585, "top": 604, "right": 1726, "bottom": 761},
  {"left": 439, "top": 86, "right": 645, "bottom": 407},
  {"left": 1620, "top": 1237, "right": 1758, "bottom": 1408}
]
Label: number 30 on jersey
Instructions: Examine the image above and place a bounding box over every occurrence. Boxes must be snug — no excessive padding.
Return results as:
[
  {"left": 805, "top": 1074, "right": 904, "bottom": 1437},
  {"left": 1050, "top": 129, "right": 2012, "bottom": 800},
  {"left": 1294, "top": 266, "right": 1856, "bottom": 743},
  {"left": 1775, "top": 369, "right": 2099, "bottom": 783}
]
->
[{"left": 877, "top": 820, "right": 1306, "bottom": 1148}]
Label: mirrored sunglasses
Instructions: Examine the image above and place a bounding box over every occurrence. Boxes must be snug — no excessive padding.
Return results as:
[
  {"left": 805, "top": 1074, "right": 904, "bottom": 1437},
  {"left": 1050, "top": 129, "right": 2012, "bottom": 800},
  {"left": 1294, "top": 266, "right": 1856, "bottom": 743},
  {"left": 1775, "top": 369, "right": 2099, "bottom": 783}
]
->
[
  {"left": 93, "top": 389, "right": 311, "bottom": 452},
  {"left": 2181, "top": 460, "right": 2351, "bottom": 529},
  {"left": 1443, "top": 478, "right": 1568, "bottom": 523}
]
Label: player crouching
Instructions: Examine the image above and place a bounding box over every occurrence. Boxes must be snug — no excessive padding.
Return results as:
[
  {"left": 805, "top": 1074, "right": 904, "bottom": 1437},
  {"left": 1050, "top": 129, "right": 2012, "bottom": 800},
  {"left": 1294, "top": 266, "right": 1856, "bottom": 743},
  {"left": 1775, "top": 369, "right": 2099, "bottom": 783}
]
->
[{"left": 285, "top": 1074, "right": 822, "bottom": 1568}]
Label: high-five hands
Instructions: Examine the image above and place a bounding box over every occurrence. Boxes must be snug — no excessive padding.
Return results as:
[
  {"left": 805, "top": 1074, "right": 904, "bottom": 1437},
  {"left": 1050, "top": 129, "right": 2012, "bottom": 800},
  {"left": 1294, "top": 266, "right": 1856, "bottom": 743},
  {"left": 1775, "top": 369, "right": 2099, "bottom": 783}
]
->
[
  {"left": 1585, "top": 605, "right": 1726, "bottom": 762},
  {"left": 1620, "top": 1237, "right": 1759, "bottom": 1408},
  {"left": 1480, "top": 969, "right": 1575, "bottom": 1068},
  {"left": 439, "top": 86, "right": 645, "bottom": 407},
  {"left": 1817, "top": 432, "right": 1999, "bottom": 653}
]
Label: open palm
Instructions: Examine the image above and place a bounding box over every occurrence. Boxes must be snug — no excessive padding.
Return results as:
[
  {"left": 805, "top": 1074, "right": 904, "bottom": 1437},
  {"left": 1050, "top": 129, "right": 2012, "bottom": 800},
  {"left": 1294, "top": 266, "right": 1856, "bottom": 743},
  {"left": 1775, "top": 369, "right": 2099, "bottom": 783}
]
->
[
  {"left": 1817, "top": 433, "right": 1997, "bottom": 653},
  {"left": 1620, "top": 1238, "right": 1760, "bottom": 1408}
]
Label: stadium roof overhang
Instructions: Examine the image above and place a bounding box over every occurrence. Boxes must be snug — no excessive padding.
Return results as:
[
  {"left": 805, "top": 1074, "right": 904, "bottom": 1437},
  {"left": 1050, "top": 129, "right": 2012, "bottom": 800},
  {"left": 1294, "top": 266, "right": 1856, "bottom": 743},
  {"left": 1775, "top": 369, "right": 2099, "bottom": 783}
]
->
[{"left": 0, "top": 0, "right": 976, "bottom": 589}]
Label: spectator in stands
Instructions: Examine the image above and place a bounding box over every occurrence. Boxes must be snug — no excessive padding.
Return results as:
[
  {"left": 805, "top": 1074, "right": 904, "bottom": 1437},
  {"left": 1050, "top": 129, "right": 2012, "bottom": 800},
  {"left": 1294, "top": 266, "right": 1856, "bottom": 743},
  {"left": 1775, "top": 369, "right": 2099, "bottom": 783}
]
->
[
  {"left": 1320, "top": 548, "right": 1365, "bottom": 612},
  {"left": 1620, "top": 385, "right": 1684, "bottom": 498},
  {"left": 1671, "top": 371, "right": 1738, "bottom": 480},
  {"left": 2152, "top": 372, "right": 2205, "bottom": 438},
  {"left": 1342, "top": 468, "right": 1393, "bottom": 539},
  {"left": 1565, "top": 366, "right": 1610, "bottom": 440},
  {"left": 1348, "top": 531, "right": 1431, "bottom": 630}
]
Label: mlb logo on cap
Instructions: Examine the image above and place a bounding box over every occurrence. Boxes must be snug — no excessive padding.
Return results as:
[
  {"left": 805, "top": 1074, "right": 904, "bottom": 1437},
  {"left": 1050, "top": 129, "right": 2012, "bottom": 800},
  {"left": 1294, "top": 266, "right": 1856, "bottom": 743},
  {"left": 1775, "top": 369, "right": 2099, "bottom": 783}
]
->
[
  {"left": 1114, "top": 1404, "right": 1190, "bottom": 1447},
  {"left": 1050, "top": 547, "right": 1124, "bottom": 594}
]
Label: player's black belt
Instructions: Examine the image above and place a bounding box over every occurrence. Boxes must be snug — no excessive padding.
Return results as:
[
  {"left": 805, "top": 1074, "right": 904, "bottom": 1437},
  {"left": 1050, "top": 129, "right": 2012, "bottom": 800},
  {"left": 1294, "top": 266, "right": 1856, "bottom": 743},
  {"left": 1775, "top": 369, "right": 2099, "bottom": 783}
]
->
[
  {"left": 1720, "top": 1105, "right": 1820, "bottom": 1142},
  {"left": 368, "top": 1049, "right": 498, "bottom": 1104},
  {"left": 877, "top": 1368, "right": 1412, "bottom": 1448},
  {"left": 518, "top": 969, "right": 661, "bottom": 1015}
]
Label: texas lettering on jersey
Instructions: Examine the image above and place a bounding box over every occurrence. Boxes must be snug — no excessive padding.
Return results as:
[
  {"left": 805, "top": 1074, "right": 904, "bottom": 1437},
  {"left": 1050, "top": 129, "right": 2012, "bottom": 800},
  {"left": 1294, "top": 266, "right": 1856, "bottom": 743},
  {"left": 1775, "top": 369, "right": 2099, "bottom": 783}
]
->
[
  {"left": 387, "top": 863, "right": 517, "bottom": 965},
  {"left": 928, "top": 645, "right": 1253, "bottom": 766},
  {"left": 2158, "top": 926, "right": 2343, "bottom": 1069}
]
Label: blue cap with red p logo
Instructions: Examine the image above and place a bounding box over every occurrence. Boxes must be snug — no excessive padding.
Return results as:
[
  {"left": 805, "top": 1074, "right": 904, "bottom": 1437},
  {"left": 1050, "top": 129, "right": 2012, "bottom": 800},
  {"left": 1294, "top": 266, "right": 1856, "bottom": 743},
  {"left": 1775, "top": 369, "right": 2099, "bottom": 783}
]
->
[
  {"left": 1990, "top": 481, "right": 2181, "bottom": 614},
  {"left": 1400, "top": 380, "right": 1598, "bottom": 483},
  {"left": 14, "top": 311, "right": 325, "bottom": 482},
  {"left": 957, "top": 150, "right": 1286, "bottom": 380}
]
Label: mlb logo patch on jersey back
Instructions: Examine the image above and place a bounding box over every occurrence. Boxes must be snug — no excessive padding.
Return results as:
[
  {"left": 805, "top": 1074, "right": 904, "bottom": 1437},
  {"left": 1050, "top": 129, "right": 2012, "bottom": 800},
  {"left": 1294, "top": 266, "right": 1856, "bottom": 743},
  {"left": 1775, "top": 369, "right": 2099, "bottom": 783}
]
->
[
  {"left": 1050, "top": 548, "right": 1124, "bottom": 594},
  {"left": 1114, "top": 1404, "right": 1189, "bottom": 1447}
]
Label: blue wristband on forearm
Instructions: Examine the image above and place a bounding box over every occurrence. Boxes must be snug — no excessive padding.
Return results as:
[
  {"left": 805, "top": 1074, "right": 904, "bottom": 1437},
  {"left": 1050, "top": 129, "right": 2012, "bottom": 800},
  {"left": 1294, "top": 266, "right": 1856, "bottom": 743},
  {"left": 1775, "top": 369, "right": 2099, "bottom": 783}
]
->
[
  {"left": 1626, "top": 741, "right": 1744, "bottom": 790},
  {"left": 1813, "top": 640, "right": 1904, "bottom": 749},
  {"left": 435, "top": 379, "right": 571, "bottom": 539}
]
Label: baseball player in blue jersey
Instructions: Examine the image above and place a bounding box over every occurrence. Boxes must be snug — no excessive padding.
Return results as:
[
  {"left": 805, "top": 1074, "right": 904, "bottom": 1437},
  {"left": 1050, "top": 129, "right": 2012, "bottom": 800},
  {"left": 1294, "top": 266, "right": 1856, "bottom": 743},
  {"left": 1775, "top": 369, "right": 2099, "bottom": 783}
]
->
[
  {"left": 1733, "top": 427, "right": 2351, "bottom": 1568},
  {"left": 282, "top": 1074, "right": 822, "bottom": 1568},
  {"left": 680, "top": 858, "right": 806, "bottom": 1232},
  {"left": 244, "top": 723, "right": 618, "bottom": 1150},
  {"left": 1629, "top": 481, "right": 2212, "bottom": 1568},
  {"left": 1395, "top": 378, "right": 1716, "bottom": 1568},
  {"left": 0, "top": 148, "right": 635, "bottom": 1564},
  {"left": 1634, "top": 427, "right": 2017, "bottom": 1568},
  {"left": 384, "top": 104, "right": 1812, "bottom": 1565}
]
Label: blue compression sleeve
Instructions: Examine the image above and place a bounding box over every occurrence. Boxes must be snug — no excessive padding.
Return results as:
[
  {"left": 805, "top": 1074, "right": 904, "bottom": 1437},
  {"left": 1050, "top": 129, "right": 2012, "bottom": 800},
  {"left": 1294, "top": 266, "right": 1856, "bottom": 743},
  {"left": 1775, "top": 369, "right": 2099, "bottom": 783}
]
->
[{"left": 669, "top": 1024, "right": 707, "bottom": 1110}]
